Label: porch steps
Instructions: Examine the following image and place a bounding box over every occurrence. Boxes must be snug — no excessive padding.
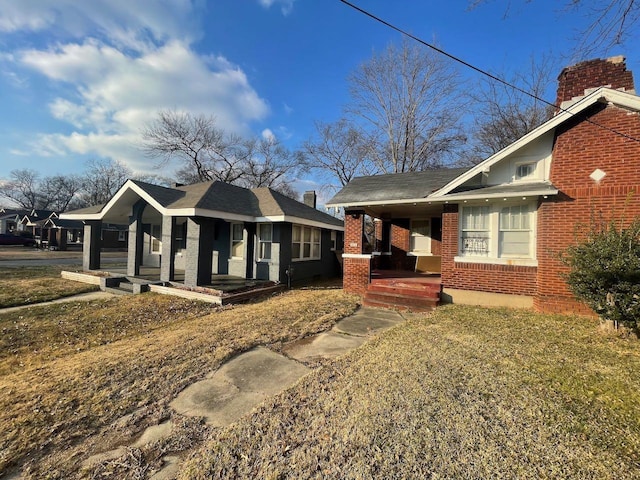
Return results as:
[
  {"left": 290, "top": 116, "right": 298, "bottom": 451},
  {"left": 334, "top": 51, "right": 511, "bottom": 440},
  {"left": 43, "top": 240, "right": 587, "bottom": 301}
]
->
[
  {"left": 363, "top": 279, "right": 441, "bottom": 312},
  {"left": 102, "top": 277, "right": 154, "bottom": 296}
]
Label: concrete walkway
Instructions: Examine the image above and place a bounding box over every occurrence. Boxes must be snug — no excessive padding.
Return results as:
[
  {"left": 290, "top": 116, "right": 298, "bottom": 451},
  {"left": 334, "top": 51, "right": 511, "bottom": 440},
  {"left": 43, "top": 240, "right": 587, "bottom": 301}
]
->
[
  {"left": 0, "top": 291, "right": 115, "bottom": 314},
  {"left": 83, "top": 307, "right": 406, "bottom": 479}
]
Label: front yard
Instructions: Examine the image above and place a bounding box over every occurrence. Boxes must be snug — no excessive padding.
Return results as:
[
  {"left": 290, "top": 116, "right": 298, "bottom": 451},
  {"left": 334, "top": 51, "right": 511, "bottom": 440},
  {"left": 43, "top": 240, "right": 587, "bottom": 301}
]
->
[
  {"left": 181, "top": 306, "right": 640, "bottom": 479},
  {"left": 1, "top": 264, "right": 638, "bottom": 478}
]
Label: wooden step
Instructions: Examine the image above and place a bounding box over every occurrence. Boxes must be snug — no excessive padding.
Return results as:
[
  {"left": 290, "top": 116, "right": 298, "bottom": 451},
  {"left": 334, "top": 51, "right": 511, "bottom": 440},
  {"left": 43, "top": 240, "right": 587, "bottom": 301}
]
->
[{"left": 367, "top": 282, "right": 440, "bottom": 298}]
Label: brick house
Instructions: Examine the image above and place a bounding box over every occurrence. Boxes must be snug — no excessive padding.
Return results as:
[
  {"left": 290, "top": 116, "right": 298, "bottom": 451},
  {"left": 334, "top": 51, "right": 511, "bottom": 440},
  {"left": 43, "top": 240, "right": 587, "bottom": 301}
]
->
[
  {"left": 327, "top": 56, "right": 640, "bottom": 315},
  {"left": 61, "top": 180, "right": 343, "bottom": 287}
]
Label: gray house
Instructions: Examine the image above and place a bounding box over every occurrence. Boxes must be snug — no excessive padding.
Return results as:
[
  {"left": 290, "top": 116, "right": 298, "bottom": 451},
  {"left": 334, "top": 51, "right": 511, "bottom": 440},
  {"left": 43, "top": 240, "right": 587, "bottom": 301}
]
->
[{"left": 61, "top": 180, "right": 344, "bottom": 287}]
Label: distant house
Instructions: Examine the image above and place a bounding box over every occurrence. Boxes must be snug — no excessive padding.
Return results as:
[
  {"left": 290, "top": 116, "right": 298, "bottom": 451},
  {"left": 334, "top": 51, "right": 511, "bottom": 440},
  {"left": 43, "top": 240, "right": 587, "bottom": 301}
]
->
[
  {"left": 327, "top": 56, "right": 640, "bottom": 315},
  {"left": 0, "top": 208, "right": 23, "bottom": 234},
  {"left": 61, "top": 180, "right": 344, "bottom": 287}
]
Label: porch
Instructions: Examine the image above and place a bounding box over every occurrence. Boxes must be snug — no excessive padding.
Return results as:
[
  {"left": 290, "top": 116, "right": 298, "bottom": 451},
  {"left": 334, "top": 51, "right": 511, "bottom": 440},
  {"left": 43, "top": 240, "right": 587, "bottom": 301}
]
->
[{"left": 364, "top": 270, "right": 441, "bottom": 312}]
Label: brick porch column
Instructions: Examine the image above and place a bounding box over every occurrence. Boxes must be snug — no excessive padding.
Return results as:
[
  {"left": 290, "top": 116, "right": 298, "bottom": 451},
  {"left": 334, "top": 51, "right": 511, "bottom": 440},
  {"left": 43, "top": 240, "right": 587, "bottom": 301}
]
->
[{"left": 342, "top": 210, "right": 371, "bottom": 295}]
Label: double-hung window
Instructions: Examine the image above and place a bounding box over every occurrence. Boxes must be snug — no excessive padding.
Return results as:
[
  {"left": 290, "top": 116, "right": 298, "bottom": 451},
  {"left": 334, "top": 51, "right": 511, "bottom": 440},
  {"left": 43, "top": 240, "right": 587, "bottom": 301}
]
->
[
  {"left": 410, "top": 219, "right": 431, "bottom": 253},
  {"left": 460, "top": 206, "right": 490, "bottom": 256},
  {"left": 151, "top": 224, "right": 161, "bottom": 253},
  {"left": 292, "top": 225, "right": 321, "bottom": 260},
  {"left": 231, "top": 223, "right": 244, "bottom": 259},
  {"left": 257, "top": 223, "right": 272, "bottom": 261},
  {"left": 499, "top": 205, "right": 531, "bottom": 257}
]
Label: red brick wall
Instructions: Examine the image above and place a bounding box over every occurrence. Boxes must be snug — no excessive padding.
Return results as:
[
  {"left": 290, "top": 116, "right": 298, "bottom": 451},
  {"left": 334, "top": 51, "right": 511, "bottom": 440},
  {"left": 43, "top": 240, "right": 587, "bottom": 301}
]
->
[
  {"left": 441, "top": 205, "right": 537, "bottom": 295},
  {"left": 536, "top": 102, "right": 640, "bottom": 315},
  {"left": 344, "top": 212, "right": 364, "bottom": 255},
  {"left": 343, "top": 256, "right": 371, "bottom": 295},
  {"left": 390, "top": 219, "right": 415, "bottom": 270},
  {"left": 555, "top": 56, "right": 635, "bottom": 107}
]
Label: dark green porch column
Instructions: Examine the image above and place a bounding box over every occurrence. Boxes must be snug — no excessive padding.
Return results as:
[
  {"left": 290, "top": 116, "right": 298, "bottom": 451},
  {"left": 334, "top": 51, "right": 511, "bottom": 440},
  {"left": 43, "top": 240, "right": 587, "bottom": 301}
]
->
[
  {"left": 184, "top": 217, "right": 215, "bottom": 287},
  {"left": 160, "top": 215, "right": 176, "bottom": 282},
  {"left": 127, "top": 200, "right": 146, "bottom": 277},
  {"left": 82, "top": 220, "right": 102, "bottom": 271}
]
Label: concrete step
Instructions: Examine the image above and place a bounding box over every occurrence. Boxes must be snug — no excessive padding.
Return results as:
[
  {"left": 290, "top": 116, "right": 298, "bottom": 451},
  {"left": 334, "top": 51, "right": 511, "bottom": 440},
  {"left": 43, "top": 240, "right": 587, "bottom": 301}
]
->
[
  {"left": 103, "top": 286, "right": 134, "bottom": 296},
  {"left": 362, "top": 298, "right": 435, "bottom": 313},
  {"left": 364, "top": 290, "right": 439, "bottom": 309},
  {"left": 367, "top": 282, "right": 441, "bottom": 298}
]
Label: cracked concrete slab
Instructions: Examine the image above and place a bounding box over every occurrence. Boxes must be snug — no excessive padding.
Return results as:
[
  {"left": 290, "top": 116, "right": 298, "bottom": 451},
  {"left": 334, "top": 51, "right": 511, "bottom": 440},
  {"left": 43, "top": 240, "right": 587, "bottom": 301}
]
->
[
  {"left": 170, "top": 347, "right": 309, "bottom": 427},
  {"left": 334, "top": 308, "right": 405, "bottom": 336},
  {"left": 283, "top": 331, "right": 366, "bottom": 362}
]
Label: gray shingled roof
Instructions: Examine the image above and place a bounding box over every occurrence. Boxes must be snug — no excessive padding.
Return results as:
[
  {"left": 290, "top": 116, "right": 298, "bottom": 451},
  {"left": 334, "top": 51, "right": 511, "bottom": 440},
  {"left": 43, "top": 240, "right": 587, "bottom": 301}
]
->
[
  {"left": 326, "top": 168, "right": 470, "bottom": 205},
  {"left": 65, "top": 179, "right": 342, "bottom": 227}
]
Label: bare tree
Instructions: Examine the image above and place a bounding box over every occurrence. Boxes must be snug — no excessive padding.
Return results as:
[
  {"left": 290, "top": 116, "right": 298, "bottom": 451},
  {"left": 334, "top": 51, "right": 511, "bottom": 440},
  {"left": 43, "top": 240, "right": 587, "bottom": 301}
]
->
[
  {"left": 346, "top": 38, "right": 466, "bottom": 173},
  {"left": 467, "top": 55, "right": 557, "bottom": 163},
  {"left": 470, "top": 1, "right": 640, "bottom": 57},
  {"left": 143, "top": 109, "right": 299, "bottom": 197},
  {"left": 301, "top": 119, "right": 376, "bottom": 189},
  {"left": 142, "top": 110, "right": 248, "bottom": 184},
  {"left": 40, "top": 175, "right": 83, "bottom": 212},
  {"left": 77, "top": 158, "right": 132, "bottom": 206},
  {"left": 0, "top": 169, "right": 41, "bottom": 209}
]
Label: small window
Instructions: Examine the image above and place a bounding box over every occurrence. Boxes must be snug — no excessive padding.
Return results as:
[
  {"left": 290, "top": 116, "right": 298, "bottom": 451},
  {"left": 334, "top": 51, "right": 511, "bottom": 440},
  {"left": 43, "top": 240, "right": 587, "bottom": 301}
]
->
[
  {"left": 151, "top": 224, "right": 161, "bottom": 253},
  {"left": 515, "top": 163, "right": 535, "bottom": 180},
  {"left": 460, "top": 206, "right": 490, "bottom": 256},
  {"left": 258, "top": 223, "right": 272, "bottom": 261},
  {"left": 118, "top": 230, "right": 126, "bottom": 242},
  {"left": 330, "top": 230, "right": 337, "bottom": 250}
]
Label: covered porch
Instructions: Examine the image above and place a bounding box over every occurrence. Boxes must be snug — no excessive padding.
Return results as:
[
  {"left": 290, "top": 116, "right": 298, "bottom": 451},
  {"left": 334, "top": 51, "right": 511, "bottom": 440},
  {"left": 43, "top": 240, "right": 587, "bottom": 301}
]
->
[{"left": 76, "top": 185, "right": 234, "bottom": 289}]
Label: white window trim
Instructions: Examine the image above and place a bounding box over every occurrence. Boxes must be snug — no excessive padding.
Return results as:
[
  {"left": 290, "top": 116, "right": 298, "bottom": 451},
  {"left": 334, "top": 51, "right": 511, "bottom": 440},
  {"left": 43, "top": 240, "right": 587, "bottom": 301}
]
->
[
  {"left": 150, "top": 224, "right": 161, "bottom": 254},
  {"left": 409, "top": 218, "right": 431, "bottom": 255},
  {"left": 292, "top": 224, "right": 321, "bottom": 262},
  {"left": 513, "top": 160, "right": 538, "bottom": 182},
  {"left": 457, "top": 201, "right": 537, "bottom": 265},
  {"left": 256, "top": 223, "right": 272, "bottom": 262},
  {"left": 230, "top": 223, "right": 245, "bottom": 260}
]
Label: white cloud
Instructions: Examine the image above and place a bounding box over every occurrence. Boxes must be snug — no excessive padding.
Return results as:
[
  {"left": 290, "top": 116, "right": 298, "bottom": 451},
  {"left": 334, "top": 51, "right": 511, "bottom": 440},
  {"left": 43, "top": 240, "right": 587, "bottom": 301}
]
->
[
  {"left": 16, "top": 39, "right": 270, "bottom": 173},
  {"left": 258, "top": 0, "right": 297, "bottom": 16},
  {"left": 261, "top": 128, "right": 276, "bottom": 141},
  {"left": 0, "top": 0, "right": 198, "bottom": 50}
]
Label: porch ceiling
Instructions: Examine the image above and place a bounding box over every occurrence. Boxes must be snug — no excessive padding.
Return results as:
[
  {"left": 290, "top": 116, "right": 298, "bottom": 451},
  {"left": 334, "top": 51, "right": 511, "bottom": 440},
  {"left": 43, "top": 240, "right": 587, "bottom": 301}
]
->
[{"left": 363, "top": 203, "right": 444, "bottom": 219}]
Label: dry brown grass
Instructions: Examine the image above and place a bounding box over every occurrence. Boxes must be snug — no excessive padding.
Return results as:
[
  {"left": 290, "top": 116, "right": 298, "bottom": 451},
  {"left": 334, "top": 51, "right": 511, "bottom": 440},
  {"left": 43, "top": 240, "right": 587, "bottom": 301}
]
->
[
  {"left": 181, "top": 305, "right": 640, "bottom": 479},
  {"left": 0, "top": 287, "right": 359, "bottom": 478},
  {"left": 0, "top": 266, "right": 98, "bottom": 308}
]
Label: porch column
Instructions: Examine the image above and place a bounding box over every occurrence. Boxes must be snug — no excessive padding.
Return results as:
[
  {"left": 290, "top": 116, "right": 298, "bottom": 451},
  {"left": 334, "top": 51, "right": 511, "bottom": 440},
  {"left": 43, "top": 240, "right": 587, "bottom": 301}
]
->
[
  {"left": 184, "top": 217, "right": 215, "bottom": 287},
  {"left": 82, "top": 220, "right": 102, "bottom": 271},
  {"left": 58, "top": 229, "right": 68, "bottom": 251},
  {"left": 160, "top": 215, "right": 176, "bottom": 282},
  {"left": 342, "top": 210, "right": 371, "bottom": 295},
  {"left": 127, "top": 200, "right": 146, "bottom": 277}
]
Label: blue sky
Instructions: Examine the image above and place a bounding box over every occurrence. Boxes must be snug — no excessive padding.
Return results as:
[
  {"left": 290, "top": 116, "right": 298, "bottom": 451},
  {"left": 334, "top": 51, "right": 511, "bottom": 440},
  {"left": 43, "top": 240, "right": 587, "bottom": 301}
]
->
[{"left": 1, "top": 0, "right": 639, "bottom": 202}]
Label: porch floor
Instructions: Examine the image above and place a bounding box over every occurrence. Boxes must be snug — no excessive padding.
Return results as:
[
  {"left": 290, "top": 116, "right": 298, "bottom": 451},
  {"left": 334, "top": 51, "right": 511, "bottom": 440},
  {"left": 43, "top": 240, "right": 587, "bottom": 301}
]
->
[{"left": 101, "top": 266, "right": 273, "bottom": 292}]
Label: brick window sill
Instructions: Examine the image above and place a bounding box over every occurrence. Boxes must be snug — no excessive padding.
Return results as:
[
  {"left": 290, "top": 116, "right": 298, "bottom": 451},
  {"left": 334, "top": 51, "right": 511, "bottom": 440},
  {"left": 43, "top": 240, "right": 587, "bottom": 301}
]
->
[{"left": 454, "top": 256, "right": 538, "bottom": 267}]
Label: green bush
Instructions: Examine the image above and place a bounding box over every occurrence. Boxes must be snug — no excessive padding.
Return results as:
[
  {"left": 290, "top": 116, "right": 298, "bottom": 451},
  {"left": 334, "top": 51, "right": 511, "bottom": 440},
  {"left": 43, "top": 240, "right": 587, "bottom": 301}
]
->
[{"left": 562, "top": 218, "right": 640, "bottom": 330}]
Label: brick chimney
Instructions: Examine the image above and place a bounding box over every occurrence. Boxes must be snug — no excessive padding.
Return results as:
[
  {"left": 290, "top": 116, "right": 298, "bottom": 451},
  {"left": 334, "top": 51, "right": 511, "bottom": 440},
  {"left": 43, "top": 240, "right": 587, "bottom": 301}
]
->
[
  {"left": 555, "top": 56, "right": 635, "bottom": 109},
  {"left": 303, "top": 190, "right": 317, "bottom": 209}
]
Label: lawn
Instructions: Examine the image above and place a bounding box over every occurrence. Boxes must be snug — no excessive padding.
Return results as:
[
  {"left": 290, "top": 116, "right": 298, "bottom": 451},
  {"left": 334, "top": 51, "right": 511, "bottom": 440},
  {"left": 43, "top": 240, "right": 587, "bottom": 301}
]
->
[
  {"left": 181, "top": 305, "right": 640, "bottom": 479},
  {"left": 0, "top": 285, "right": 359, "bottom": 478},
  {"left": 0, "top": 266, "right": 98, "bottom": 308}
]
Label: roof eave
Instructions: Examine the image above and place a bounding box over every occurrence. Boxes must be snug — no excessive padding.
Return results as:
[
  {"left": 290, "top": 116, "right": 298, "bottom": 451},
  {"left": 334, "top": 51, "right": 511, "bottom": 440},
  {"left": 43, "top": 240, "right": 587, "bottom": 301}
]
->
[{"left": 430, "top": 87, "right": 640, "bottom": 198}]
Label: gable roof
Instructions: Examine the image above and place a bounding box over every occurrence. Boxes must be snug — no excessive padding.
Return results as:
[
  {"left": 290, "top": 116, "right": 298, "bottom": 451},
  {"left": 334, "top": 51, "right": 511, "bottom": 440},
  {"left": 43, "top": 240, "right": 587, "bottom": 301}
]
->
[
  {"left": 327, "top": 86, "right": 640, "bottom": 208},
  {"left": 433, "top": 87, "right": 640, "bottom": 198},
  {"left": 61, "top": 180, "right": 343, "bottom": 230},
  {"left": 326, "top": 168, "right": 469, "bottom": 207}
]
